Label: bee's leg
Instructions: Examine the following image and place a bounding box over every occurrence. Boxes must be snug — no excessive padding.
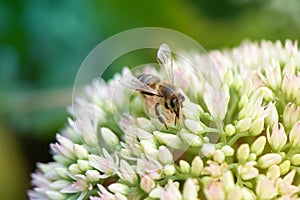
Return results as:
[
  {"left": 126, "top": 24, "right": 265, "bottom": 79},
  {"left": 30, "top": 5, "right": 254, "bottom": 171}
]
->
[{"left": 155, "top": 103, "right": 168, "bottom": 129}]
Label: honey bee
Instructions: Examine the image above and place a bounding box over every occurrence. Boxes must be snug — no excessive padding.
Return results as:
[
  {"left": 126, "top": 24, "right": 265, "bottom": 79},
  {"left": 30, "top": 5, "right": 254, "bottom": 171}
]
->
[{"left": 120, "top": 44, "right": 185, "bottom": 129}]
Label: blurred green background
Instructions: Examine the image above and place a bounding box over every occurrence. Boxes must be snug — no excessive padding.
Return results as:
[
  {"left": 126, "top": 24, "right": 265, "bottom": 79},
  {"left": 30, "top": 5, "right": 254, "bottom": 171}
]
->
[{"left": 0, "top": 0, "right": 300, "bottom": 199}]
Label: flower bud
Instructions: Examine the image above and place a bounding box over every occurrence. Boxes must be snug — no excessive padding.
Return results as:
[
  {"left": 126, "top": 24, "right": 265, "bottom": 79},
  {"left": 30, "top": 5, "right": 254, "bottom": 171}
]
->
[
  {"left": 202, "top": 143, "right": 215, "bottom": 158},
  {"left": 86, "top": 170, "right": 101, "bottom": 182},
  {"left": 137, "top": 117, "right": 153, "bottom": 130},
  {"left": 227, "top": 187, "right": 243, "bottom": 200},
  {"left": 238, "top": 161, "right": 258, "bottom": 180},
  {"left": 238, "top": 95, "right": 248, "bottom": 109},
  {"left": 183, "top": 178, "right": 199, "bottom": 200},
  {"left": 222, "top": 171, "right": 234, "bottom": 193},
  {"left": 221, "top": 145, "right": 234, "bottom": 156},
  {"left": 251, "top": 136, "right": 266, "bottom": 155},
  {"left": 184, "top": 119, "right": 207, "bottom": 135},
  {"left": 248, "top": 153, "right": 257, "bottom": 161},
  {"left": 204, "top": 181, "right": 225, "bottom": 200},
  {"left": 266, "top": 165, "right": 280, "bottom": 179},
  {"left": 289, "top": 121, "right": 300, "bottom": 148},
  {"left": 154, "top": 131, "right": 184, "bottom": 149},
  {"left": 108, "top": 183, "right": 129, "bottom": 194},
  {"left": 149, "top": 186, "right": 163, "bottom": 198},
  {"left": 225, "top": 124, "right": 235, "bottom": 136},
  {"left": 235, "top": 118, "right": 252, "bottom": 132},
  {"left": 291, "top": 154, "right": 300, "bottom": 165},
  {"left": 179, "top": 160, "right": 190, "bottom": 174},
  {"left": 69, "top": 163, "right": 81, "bottom": 174},
  {"left": 50, "top": 180, "right": 70, "bottom": 190},
  {"left": 73, "top": 144, "right": 89, "bottom": 159},
  {"left": 191, "top": 156, "right": 203, "bottom": 176},
  {"left": 182, "top": 107, "right": 199, "bottom": 120},
  {"left": 119, "top": 160, "right": 138, "bottom": 184},
  {"left": 77, "top": 159, "right": 92, "bottom": 171},
  {"left": 279, "top": 160, "right": 290, "bottom": 175},
  {"left": 101, "top": 127, "right": 119, "bottom": 147},
  {"left": 140, "top": 140, "right": 158, "bottom": 155},
  {"left": 257, "top": 153, "right": 282, "bottom": 169},
  {"left": 163, "top": 164, "right": 176, "bottom": 176},
  {"left": 180, "top": 129, "right": 203, "bottom": 147},
  {"left": 158, "top": 146, "right": 173, "bottom": 165},
  {"left": 237, "top": 144, "right": 250, "bottom": 163},
  {"left": 140, "top": 175, "right": 155, "bottom": 193},
  {"left": 267, "top": 123, "right": 287, "bottom": 151},
  {"left": 282, "top": 74, "right": 298, "bottom": 100},
  {"left": 256, "top": 176, "right": 278, "bottom": 200},
  {"left": 213, "top": 150, "right": 225, "bottom": 163},
  {"left": 283, "top": 103, "right": 300, "bottom": 130},
  {"left": 249, "top": 117, "right": 264, "bottom": 136},
  {"left": 45, "top": 191, "right": 66, "bottom": 200},
  {"left": 265, "top": 103, "right": 278, "bottom": 127}
]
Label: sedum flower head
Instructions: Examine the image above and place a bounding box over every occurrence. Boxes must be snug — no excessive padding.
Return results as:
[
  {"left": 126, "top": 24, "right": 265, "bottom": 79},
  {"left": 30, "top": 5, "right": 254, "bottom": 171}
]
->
[{"left": 29, "top": 40, "right": 300, "bottom": 199}]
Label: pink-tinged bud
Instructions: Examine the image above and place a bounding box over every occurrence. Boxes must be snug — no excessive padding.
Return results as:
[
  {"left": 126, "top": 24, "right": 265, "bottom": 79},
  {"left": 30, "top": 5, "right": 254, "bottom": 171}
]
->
[
  {"left": 257, "top": 153, "right": 282, "bottom": 169},
  {"left": 237, "top": 144, "right": 250, "bottom": 163},
  {"left": 161, "top": 181, "right": 182, "bottom": 200},
  {"left": 278, "top": 170, "right": 300, "bottom": 195},
  {"left": 265, "top": 59, "right": 282, "bottom": 90},
  {"left": 203, "top": 82, "right": 228, "bottom": 121},
  {"left": 283, "top": 103, "right": 300, "bottom": 130},
  {"left": 204, "top": 181, "right": 225, "bottom": 200},
  {"left": 289, "top": 121, "right": 300, "bottom": 148},
  {"left": 140, "top": 174, "right": 155, "bottom": 193},
  {"left": 282, "top": 74, "right": 299, "bottom": 100},
  {"left": 251, "top": 136, "right": 266, "bottom": 155},
  {"left": 267, "top": 123, "right": 287, "bottom": 151},
  {"left": 256, "top": 176, "right": 278, "bottom": 200},
  {"left": 119, "top": 160, "right": 138, "bottom": 184},
  {"left": 158, "top": 146, "right": 173, "bottom": 165},
  {"left": 238, "top": 161, "right": 259, "bottom": 180},
  {"left": 183, "top": 179, "right": 199, "bottom": 200}
]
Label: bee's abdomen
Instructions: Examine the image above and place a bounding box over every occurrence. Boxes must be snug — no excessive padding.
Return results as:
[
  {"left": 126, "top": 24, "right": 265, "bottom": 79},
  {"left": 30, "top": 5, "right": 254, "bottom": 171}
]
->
[{"left": 136, "top": 74, "right": 161, "bottom": 87}]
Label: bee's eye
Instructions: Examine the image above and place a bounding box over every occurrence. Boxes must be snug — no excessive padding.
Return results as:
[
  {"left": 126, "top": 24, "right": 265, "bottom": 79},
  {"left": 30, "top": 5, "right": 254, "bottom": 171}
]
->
[{"left": 171, "top": 98, "right": 177, "bottom": 108}]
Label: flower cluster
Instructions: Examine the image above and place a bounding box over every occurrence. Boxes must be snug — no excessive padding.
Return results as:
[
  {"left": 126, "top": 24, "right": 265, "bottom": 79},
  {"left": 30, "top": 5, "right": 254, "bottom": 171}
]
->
[{"left": 29, "top": 40, "right": 300, "bottom": 200}]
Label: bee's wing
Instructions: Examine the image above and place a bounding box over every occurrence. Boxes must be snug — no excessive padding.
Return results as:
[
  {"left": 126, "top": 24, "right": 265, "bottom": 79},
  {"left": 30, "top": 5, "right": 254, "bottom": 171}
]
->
[
  {"left": 119, "top": 73, "right": 161, "bottom": 96},
  {"left": 157, "top": 43, "right": 174, "bottom": 84}
]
